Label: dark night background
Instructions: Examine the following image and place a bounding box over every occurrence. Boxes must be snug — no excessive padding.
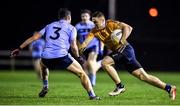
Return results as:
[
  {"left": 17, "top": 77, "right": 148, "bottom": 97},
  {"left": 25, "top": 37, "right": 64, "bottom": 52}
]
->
[{"left": 0, "top": 0, "right": 180, "bottom": 70}]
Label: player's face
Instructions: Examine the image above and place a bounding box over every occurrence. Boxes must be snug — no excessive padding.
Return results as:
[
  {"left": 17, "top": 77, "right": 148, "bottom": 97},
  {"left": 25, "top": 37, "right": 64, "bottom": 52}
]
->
[
  {"left": 92, "top": 16, "right": 105, "bottom": 28},
  {"left": 67, "top": 15, "right": 71, "bottom": 23},
  {"left": 81, "top": 13, "right": 90, "bottom": 22}
]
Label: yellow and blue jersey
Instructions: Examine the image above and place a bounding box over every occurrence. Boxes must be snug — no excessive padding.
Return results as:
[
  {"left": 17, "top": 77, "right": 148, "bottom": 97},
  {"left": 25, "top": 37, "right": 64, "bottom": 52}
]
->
[{"left": 87, "top": 20, "right": 126, "bottom": 51}]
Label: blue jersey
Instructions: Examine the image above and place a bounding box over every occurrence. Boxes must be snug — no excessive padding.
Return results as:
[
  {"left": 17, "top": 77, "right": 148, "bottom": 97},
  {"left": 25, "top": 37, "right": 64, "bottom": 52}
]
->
[
  {"left": 30, "top": 39, "right": 45, "bottom": 59},
  {"left": 75, "top": 21, "right": 100, "bottom": 53},
  {"left": 39, "top": 19, "right": 77, "bottom": 59}
]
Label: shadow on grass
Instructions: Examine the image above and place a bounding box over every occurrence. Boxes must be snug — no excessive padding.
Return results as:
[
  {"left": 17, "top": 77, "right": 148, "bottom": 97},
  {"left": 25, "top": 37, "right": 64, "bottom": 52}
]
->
[{"left": 0, "top": 95, "right": 85, "bottom": 99}]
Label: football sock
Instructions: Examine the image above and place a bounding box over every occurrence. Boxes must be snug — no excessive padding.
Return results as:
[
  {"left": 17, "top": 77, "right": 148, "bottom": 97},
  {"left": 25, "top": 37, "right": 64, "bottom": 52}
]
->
[
  {"left": 165, "top": 84, "right": 171, "bottom": 93},
  {"left": 43, "top": 80, "right": 48, "bottom": 88},
  {"left": 116, "top": 82, "right": 124, "bottom": 88},
  {"left": 88, "top": 90, "right": 96, "bottom": 97},
  {"left": 89, "top": 73, "right": 96, "bottom": 87}
]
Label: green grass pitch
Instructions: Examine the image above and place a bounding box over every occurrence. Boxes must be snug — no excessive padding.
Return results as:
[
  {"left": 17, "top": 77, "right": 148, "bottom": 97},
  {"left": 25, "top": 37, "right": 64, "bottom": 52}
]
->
[{"left": 0, "top": 70, "right": 179, "bottom": 105}]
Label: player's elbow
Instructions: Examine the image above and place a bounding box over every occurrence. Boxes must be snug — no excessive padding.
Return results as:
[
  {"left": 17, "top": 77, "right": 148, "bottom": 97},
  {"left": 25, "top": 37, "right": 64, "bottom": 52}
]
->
[
  {"left": 122, "top": 22, "right": 133, "bottom": 32},
  {"left": 126, "top": 24, "right": 133, "bottom": 33},
  {"left": 129, "top": 26, "right": 133, "bottom": 33}
]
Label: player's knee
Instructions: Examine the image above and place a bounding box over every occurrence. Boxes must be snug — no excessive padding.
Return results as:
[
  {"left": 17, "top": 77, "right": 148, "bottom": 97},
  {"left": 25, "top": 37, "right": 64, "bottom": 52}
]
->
[
  {"left": 77, "top": 71, "right": 86, "bottom": 78},
  {"left": 87, "top": 60, "right": 93, "bottom": 66},
  {"left": 101, "top": 60, "right": 109, "bottom": 69},
  {"left": 87, "top": 58, "right": 96, "bottom": 65},
  {"left": 101, "top": 60, "right": 106, "bottom": 68}
]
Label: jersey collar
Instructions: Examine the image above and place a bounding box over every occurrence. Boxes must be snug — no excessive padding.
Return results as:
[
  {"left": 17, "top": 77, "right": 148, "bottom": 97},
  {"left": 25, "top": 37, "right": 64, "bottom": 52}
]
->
[{"left": 59, "top": 19, "right": 68, "bottom": 23}]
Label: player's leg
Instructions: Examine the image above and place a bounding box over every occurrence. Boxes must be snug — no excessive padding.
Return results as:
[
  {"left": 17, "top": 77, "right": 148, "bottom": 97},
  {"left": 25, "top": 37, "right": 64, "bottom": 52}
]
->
[
  {"left": 95, "top": 51, "right": 104, "bottom": 73},
  {"left": 87, "top": 51, "right": 98, "bottom": 86},
  {"left": 132, "top": 68, "right": 176, "bottom": 100},
  {"left": 96, "top": 60, "right": 102, "bottom": 71},
  {"left": 93, "top": 50, "right": 104, "bottom": 75},
  {"left": 67, "top": 57, "right": 101, "bottom": 100},
  {"left": 101, "top": 56, "right": 125, "bottom": 96},
  {"left": 33, "top": 58, "right": 41, "bottom": 79},
  {"left": 132, "top": 68, "right": 166, "bottom": 89},
  {"left": 124, "top": 44, "right": 176, "bottom": 100},
  {"left": 81, "top": 57, "right": 89, "bottom": 75},
  {"left": 38, "top": 60, "right": 49, "bottom": 97}
]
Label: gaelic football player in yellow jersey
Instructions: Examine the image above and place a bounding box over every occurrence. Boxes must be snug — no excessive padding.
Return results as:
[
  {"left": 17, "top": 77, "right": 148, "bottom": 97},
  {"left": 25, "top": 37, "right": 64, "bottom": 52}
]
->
[{"left": 79, "top": 11, "right": 176, "bottom": 100}]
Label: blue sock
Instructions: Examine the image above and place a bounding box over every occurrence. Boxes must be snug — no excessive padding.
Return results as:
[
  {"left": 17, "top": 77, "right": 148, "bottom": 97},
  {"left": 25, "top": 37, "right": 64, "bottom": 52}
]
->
[
  {"left": 165, "top": 84, "right": 171, "bottom": 93},
  {"left": 43, "top": 80, "right": 48, "bottom": 88},
  {"left": 89, "top": 73, "right": 96, "bottom": 87},
  {"left": 88, "top": 90, "right": 96, "bottom": 97}
]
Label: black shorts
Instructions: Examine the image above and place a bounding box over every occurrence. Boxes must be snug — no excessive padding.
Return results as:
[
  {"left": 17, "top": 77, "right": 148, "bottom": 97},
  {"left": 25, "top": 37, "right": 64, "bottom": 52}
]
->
[
  {"left": 41, "top": 55, "right": 73, "bottom": 70},
  {"left": 109, "top": 44, "right": 142, "bottom": 73}
]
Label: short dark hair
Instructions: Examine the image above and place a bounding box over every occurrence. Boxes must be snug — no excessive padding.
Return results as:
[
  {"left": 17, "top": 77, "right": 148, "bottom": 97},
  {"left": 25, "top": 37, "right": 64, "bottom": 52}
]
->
[
  {"left": 92, "top": 11, "right": 105, "bottom": 17},
  {"left": 58, "top": 8, "right": 71, "bottom": 19},
  {"left": 80, "top": 9, "right": 91, "bottom": 15}
]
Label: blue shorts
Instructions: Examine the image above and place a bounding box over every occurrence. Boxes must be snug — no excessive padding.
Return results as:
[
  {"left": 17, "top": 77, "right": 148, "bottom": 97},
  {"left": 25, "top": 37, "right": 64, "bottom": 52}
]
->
[
  {"left": 83, "top": 46, "right": 97, "bottom": 60},
  {"left": 32, "top": 52, "right": 41, "bottom": 59},
  {"left": 41, "top": 55, "right": 73, "bottom": 70},
  {"left": 32, "top": 56, "right": 41, "bottom": 60},
  {"left": 109, "top": 44, "right": 142, "bottom": 73}
]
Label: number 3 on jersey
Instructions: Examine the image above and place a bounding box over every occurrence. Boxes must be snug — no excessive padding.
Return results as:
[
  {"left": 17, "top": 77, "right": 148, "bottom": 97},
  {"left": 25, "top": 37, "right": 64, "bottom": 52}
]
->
[{"left": 50, "top": 27, "right": 61, "bottom": 40}]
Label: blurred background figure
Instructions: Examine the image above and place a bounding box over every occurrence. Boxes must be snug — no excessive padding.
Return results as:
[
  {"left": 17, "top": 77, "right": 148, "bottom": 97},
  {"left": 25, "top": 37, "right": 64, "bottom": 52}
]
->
[
  {"left": 75, "top": 9, "right": 104, "bottom": 87},
  {"left": 29, "top": 38, "right": 45, "bottom": 78}
]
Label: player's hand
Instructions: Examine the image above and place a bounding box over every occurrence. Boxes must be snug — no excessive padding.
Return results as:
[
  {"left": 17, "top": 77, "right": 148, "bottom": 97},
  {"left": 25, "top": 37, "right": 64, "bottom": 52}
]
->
[
  {"left": 76, "top": 56, "right": 85, "bottom": 65},
  {"left": 10, "top": 48, "right": 21, "bottom": 57},
  {"left": 120, "top": 38, "right": 127, "bottom": 45},
  {"left": 119, "top": 39, "right": 127, "bottom": 53}
]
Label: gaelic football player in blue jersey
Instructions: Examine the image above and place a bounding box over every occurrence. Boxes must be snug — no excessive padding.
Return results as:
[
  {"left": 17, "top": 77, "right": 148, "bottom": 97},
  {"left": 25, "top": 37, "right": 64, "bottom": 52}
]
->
[
  {"left": 75, "top": 9, "right": 103, "bottom": 87},
  {"left": 29, "top": 38, "right": 45, "bottom": 78},
  {"left": 10, "top": 8, "right": 101, "bottom": 100}
]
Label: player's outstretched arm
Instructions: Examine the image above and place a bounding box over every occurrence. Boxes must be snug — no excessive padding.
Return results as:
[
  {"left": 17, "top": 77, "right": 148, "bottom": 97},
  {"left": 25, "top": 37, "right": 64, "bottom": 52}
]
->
[
  {"left": 79, "top": 32, "right": 94, "bottom": 54},
  {"left": 10, "top": 32, "right": 42, "bottom": 57}
]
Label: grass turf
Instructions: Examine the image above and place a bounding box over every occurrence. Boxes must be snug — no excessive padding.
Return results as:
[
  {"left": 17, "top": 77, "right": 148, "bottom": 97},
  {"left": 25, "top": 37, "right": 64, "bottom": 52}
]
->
[{"left": 0, "top": 70, "right": 179, "bottom": 105}]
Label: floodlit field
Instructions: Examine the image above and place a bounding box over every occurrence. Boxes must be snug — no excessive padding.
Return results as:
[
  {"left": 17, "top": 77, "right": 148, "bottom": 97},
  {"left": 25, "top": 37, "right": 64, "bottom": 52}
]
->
[{"left": 0, "top": 70, "right": 179, "bottom": 105}]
